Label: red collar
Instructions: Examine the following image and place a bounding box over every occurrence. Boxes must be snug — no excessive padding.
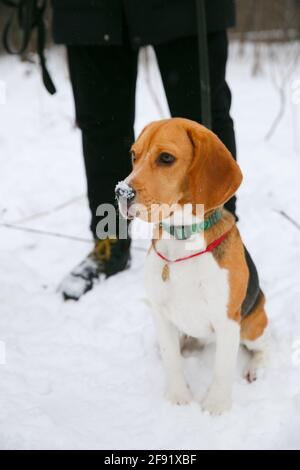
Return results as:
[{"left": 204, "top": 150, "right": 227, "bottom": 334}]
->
[{"left": 152, "top": 230, "right": 230, "bottom": 264}]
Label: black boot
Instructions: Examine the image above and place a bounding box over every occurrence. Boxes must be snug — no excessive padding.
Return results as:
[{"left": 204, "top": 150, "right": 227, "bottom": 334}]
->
[{"left": 59, "top": 237, "right": 131, "bottom": 301}]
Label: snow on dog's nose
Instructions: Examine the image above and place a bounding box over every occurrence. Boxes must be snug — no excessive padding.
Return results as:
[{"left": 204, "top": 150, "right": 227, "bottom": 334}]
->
[
  {"left": 115, "top": 181, "right": 136, "bottom": 219},
  {"left": 115, "top": 181, "right": 136, "bottom": 202}
]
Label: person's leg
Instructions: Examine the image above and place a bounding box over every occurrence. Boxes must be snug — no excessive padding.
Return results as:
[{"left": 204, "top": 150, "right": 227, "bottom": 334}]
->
[
  {"left": 154, "top": 32, "right": 237, "bottom": 216},
  {"left": 67, "top": 44, "right": 138, "bottom": 236},
  {"left": 60, "top": 44, "right": 138, "bottom": 300}
]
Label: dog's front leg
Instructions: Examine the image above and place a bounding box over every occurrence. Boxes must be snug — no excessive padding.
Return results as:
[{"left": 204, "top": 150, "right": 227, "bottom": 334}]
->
[
  {"left": 202, "top": 318, "right": 240, "bottom": 415},
  {"left": 153, "top": 310, "right": 191, "bottom": 405}
]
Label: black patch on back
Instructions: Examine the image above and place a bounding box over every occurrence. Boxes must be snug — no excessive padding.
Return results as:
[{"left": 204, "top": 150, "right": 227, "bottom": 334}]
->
[{"left": 241, "top": 246, "right": 261, "bottom": 318}]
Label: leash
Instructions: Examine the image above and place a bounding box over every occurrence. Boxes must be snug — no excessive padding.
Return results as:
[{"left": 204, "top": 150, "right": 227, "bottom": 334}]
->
[
  {"left": 0, "top": 0, "right": 56, "bottom": 94},
  {"left": 196, "top": 0, "right": 212, "bottom": 130}
]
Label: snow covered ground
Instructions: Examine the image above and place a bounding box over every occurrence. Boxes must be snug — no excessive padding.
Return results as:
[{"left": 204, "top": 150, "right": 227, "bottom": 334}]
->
[{"left": 0, "top": 43, "right": 300, "bottom": 450}]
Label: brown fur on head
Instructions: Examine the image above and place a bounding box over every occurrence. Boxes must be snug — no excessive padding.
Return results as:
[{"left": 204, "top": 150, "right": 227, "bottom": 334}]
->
[{"left": 126, "top": 118, "right": 242, "bottom": 222}]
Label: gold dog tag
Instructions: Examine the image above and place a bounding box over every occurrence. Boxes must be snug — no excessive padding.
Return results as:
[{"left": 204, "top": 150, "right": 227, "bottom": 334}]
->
[{"left": 162, "top": 263, "right": 170, "bottom": 282}]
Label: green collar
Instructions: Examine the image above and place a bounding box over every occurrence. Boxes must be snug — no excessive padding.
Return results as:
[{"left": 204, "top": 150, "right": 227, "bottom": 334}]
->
[{"left": 160, "top": 209, "right": 222, "bottom": 240}]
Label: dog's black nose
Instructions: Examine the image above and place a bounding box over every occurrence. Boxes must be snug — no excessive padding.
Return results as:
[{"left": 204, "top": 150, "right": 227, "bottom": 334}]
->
[{"left": 115, "top": 181, "right": 136, "bottom": 202}]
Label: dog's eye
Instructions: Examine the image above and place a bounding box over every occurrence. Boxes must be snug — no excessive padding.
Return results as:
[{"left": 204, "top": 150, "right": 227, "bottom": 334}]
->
[{"left": 157, "top": 153, "right": 176, "bottom": 166}]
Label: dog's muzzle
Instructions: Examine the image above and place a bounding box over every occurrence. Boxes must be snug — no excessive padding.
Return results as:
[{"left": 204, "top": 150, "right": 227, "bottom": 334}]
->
[{"left": 115, "top": 181, "right": 136, "bottom": 219}]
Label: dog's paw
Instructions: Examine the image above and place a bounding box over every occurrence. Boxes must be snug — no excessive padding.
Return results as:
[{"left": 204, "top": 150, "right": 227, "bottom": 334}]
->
[
  {"left": 244, "top": 368, "right": 257, "bottom": 383},
  {"left": 244, "top": 364, "right": 265, "bottom": 383},
  {"left": 244, "top": 352, "right": 267, "bottom": 383},
  {"left": 202, "top": 389, "right": 232, "bottom": 415},
  {"left": 166, "top": 385, "right": 192, "bottom": 406}
]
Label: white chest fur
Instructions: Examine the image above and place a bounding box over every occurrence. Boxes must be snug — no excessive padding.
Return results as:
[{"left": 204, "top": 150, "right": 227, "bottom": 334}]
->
[{"left": 145, "top": 236, "right": 230, "bottom": 340}]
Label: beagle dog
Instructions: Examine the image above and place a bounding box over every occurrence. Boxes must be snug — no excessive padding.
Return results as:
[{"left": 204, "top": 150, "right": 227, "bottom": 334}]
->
[{"left": 115, "top": 118, "right": 269, "bottom": 415}]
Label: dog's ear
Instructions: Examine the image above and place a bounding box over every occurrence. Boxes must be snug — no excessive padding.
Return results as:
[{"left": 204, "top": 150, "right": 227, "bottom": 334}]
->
[{"left": 186, "top": 121, "right": 242, "bottom": 213}]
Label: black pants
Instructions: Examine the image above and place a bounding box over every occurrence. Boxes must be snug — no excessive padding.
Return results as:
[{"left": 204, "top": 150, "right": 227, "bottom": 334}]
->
[{"left": 67, "top": 32, "right": 237, "bottom": 237}]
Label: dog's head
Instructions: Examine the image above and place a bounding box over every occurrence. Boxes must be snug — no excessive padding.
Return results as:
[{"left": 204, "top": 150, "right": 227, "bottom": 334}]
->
[{"left": 115, "top": 118, "right": 242, "bottom": 222}]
